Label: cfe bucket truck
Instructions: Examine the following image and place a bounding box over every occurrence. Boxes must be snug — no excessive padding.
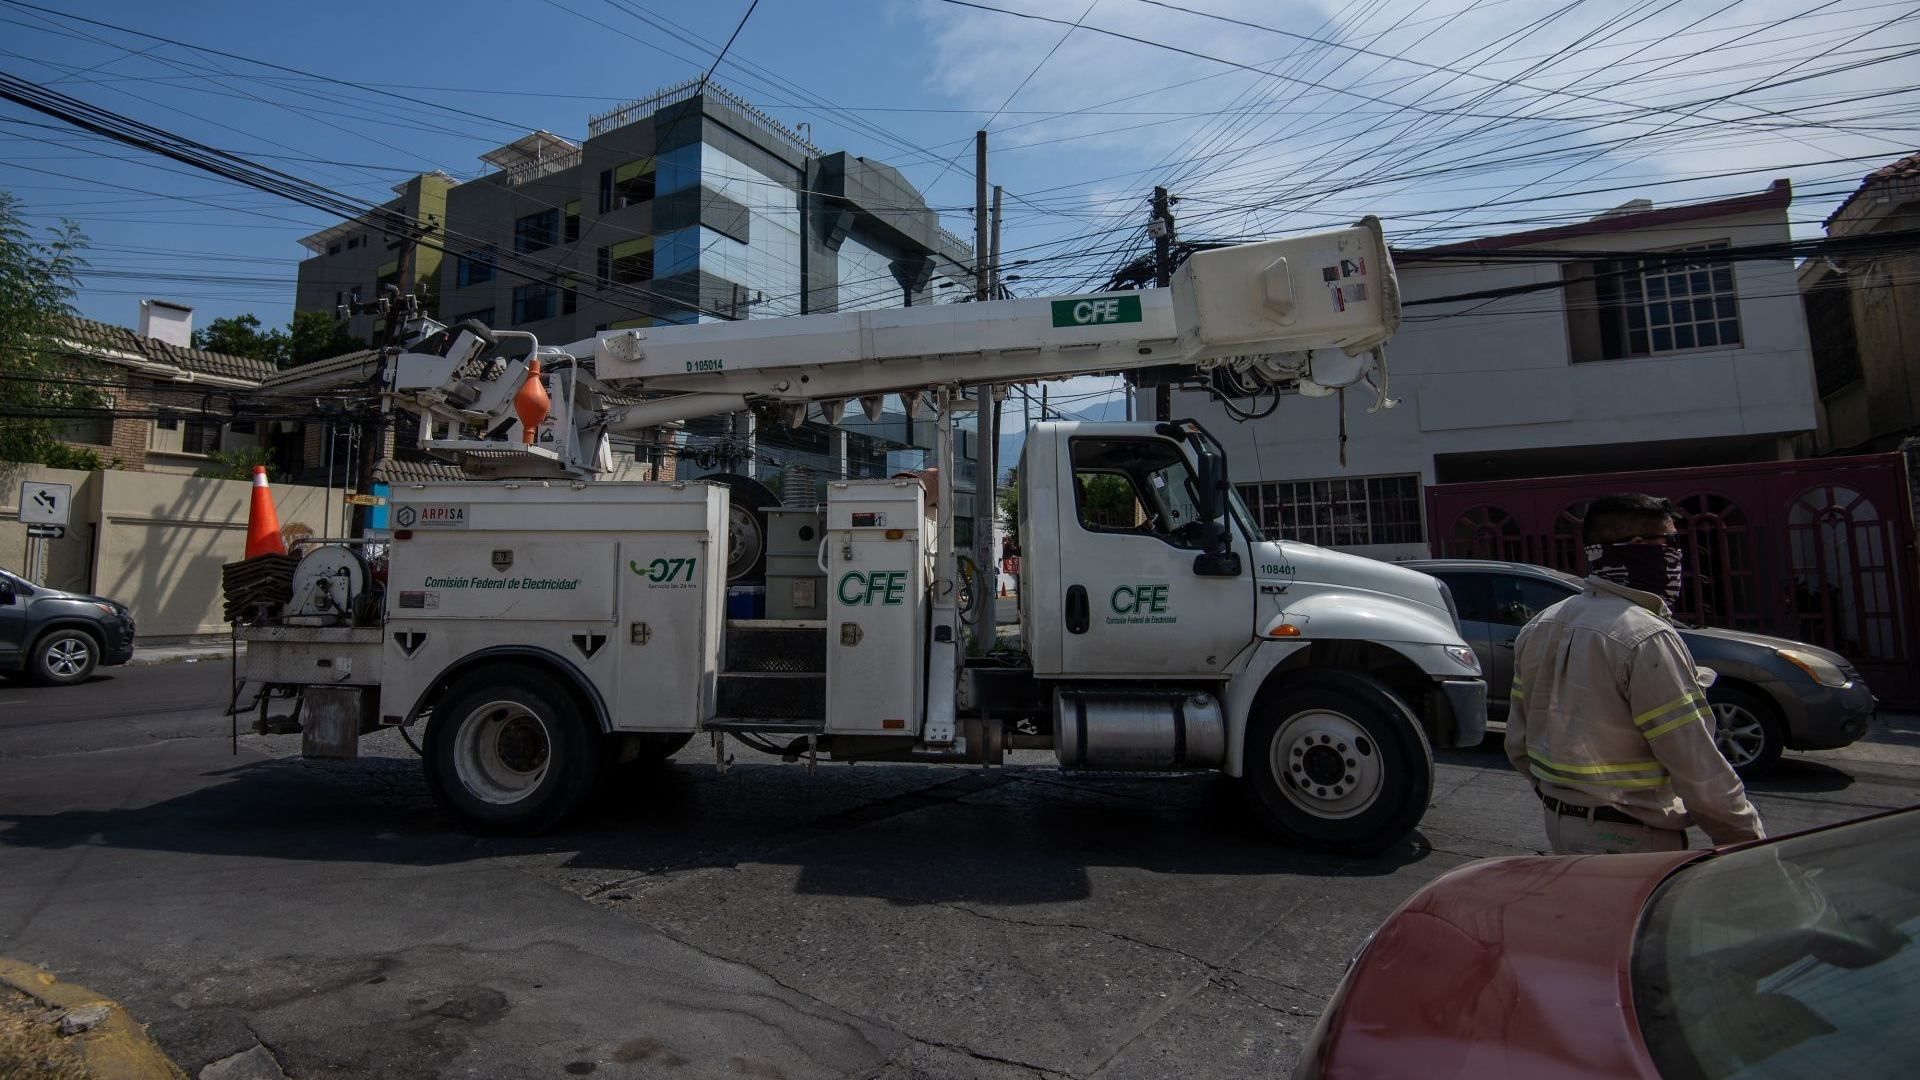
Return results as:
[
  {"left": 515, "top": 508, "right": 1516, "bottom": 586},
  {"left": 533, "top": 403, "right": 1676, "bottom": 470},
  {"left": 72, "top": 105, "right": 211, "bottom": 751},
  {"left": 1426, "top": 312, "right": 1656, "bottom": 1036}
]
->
[{"left": 233, "top": 219, "right": 1485, "bottom": 854}]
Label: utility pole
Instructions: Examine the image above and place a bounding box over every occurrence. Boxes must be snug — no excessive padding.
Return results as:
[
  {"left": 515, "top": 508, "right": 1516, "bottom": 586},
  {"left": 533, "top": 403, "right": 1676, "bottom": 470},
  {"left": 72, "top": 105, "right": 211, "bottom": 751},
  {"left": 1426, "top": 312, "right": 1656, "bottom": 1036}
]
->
[
  {"left": 990, "top": 185, "right": 1003, "bottom": 299},
  {"left": 971, "top": 131, "right": 997, "bottom": 651},
  {"left": 354, "top": 230, "right": 417, "bottom": 536},
  {"left": 1150, "top": 185, "right": 1176, "bottom": 422}
]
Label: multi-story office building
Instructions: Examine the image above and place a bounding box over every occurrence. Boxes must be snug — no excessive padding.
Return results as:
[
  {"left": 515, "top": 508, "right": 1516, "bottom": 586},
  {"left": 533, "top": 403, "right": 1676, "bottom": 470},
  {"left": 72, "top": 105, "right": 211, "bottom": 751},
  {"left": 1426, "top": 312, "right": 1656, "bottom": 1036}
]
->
[{"left": 295, "top": 80, "right": 976, "bottom": 492}]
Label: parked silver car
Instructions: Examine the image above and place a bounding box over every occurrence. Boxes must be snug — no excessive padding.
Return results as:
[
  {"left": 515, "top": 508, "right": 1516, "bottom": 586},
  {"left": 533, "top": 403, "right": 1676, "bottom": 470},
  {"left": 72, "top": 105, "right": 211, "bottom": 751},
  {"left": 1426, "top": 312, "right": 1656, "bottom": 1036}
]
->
[{"left": 1405, "top": 559, "right": 1875, "bottom": 778}]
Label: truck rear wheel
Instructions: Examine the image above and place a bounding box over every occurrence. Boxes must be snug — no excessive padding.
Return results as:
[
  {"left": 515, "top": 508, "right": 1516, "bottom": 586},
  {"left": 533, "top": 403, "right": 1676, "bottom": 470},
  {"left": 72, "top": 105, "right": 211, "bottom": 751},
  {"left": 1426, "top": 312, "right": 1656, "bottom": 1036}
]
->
[
  {"left": 423, "top": 667, "right": 600, "bottom": 834},
  {"left": 1243, "top": 671, "right": 1432, "bottom": 855}
]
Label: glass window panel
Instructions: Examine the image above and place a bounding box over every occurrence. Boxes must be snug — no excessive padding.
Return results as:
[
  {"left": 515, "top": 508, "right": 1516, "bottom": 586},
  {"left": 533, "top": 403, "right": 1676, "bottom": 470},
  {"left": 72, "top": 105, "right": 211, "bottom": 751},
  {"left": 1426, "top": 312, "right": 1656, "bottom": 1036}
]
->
[
  {"left": 1696, "top": 323, "right": 1718, "bottom": 347},
  {"left": 1647, "top": 277, "right": 1666, "bottom": 299},
  {"left": 1694, "top": 298, "right": 1715, "bottom": 321},
  {"left": 1719, "top": 320, "right": 1740, "bottom": 344},
  {"left": 1690, "top": 271, "right": 1709, "bottom": 293},
  {"left": 1715, "top": 296, "right": 1736, "bottom": 319},
  {"left": 1630, "top": 330, "right": 1650, "bottom": 354},
  {"left": 1653, "top": 328, "right": 1673, "bottom": 351},
  {"left": 1627, "top": 307, "right": 1646, "bottom": 329},
  {"left": 1711, "top": 267, "right": 1733, "bottom": 292},
  {"left": 1674, "top": 324, "right": 1695, "bottom": 349}
]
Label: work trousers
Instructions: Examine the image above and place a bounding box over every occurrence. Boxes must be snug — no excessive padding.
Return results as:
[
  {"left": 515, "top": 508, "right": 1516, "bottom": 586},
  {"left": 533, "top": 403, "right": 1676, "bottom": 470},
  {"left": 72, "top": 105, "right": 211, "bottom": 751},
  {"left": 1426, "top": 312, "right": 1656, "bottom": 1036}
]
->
[{"left": 1544, "top": 806, "right": 1689, "bottom": 855}]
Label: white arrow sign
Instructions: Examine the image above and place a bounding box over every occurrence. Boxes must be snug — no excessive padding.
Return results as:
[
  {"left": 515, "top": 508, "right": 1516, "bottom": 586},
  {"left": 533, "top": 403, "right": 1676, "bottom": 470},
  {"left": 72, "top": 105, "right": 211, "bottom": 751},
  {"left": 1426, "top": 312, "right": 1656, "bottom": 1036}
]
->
[{"left": 18, "top": 481, "right": 72, "bottom": 527}]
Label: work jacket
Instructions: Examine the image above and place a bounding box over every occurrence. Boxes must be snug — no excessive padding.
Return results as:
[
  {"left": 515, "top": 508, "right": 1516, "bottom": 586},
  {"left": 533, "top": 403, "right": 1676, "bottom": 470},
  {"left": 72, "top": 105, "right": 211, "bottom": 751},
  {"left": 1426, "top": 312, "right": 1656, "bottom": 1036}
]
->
[{"left": 1505, "top": 575, "right": 1765, "bottom": 846}]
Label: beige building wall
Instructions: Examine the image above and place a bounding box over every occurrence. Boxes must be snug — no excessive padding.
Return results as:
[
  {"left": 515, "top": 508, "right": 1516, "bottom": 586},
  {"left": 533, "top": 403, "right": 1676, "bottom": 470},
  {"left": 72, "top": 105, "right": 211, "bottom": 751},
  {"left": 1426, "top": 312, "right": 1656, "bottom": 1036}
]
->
[
  {"left": 4, "top": 464, "right": 336, "bottom": 640},
  {"left": 1, "top": 466, "right": 99, "bottom": 595}
]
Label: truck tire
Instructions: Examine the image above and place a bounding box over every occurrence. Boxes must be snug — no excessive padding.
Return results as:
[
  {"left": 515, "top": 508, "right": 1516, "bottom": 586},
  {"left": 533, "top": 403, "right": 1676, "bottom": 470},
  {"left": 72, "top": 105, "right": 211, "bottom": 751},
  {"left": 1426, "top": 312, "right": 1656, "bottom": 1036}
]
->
[
  {"left": 423, "top": 666, "right": 601, "bottom": 834},
  {"left": 31, "top": 628, "right": 99, "bottom": 686},
  {"left": 1242, "top": 671, "right": 1433, "bottom": 855},
  {"left": 1706, "top": 684, "right": 1785, "bottom": 780},
  {"left": 706, "top": 473, "right": 780, "bottom": 584}
]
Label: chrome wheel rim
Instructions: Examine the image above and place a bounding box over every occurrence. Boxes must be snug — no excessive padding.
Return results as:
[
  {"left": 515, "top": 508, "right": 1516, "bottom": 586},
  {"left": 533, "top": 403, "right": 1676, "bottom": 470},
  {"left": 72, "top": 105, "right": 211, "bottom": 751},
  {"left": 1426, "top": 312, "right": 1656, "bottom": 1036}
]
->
[
  {"left": 727, "top": 504, "right": 764, "bottom": 580},
  {"left": 1270, "top": 710, "right": 1384, "bottom": 819},
  {"left": 452, "top": 701, "right": 551, "bottom": 805},
  {"left": 1711, "top": 702, "right": 1768, "bottom": 767},
  {"left": 45, "top": 637, "right": 91, "bottom": 678}
]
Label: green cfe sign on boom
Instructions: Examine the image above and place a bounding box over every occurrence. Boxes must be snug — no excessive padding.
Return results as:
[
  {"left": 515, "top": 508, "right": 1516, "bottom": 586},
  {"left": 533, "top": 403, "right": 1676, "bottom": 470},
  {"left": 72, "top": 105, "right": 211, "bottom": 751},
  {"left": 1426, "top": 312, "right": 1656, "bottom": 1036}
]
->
[{"left": 1051, "top": 295, "right": 1143, "bottom": 328}]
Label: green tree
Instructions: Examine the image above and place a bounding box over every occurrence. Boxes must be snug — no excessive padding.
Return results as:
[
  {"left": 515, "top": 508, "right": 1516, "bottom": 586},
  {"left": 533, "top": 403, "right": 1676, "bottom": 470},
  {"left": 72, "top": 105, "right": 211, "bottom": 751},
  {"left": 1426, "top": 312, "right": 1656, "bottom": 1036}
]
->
[
  {"left": 192, "top": 310, "right": 362, "bottom": 369},
  {"left": 193, "top": 313, "right": 289, "bottom": 366},
  {"left": 194, "top": 446, "right": 274, "bottom": 480},
  {"left": 0, "top": 192, "right": 102, "bottom": 468},
  {"left": 287, "top": 309, "right": 364, "bottom": 367}
]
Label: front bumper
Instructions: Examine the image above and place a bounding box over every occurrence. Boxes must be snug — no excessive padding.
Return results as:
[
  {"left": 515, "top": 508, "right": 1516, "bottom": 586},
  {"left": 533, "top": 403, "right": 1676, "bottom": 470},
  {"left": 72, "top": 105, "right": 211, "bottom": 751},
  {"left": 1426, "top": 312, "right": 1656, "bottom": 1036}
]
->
[
  {"left": 103, "top": 616, "right": 136, "bottom": 666},
  {"left": 1781, "top": 676, "right": 1875, "bottom": 751},
  {"left": 1429, "top": 678, "right": 1488, "bottom": 749}
]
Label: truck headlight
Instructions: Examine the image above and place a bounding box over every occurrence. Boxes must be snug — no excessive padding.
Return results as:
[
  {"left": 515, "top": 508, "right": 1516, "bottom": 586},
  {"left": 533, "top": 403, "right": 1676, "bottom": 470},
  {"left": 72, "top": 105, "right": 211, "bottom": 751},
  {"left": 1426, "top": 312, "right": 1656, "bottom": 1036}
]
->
[
  {"left": 1444, "top": 644, "right": 1480, "bottom": 675},
  {"left": 1777, "top": 648, "right": 1849, "bottom": 688}
]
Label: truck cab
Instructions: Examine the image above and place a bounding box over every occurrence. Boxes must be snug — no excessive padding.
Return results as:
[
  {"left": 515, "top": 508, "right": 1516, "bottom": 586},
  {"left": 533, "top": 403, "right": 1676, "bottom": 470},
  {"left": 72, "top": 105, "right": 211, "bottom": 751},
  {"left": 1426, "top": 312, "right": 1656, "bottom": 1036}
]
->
[{"left": 1012, "top": 419, "right": 1484, "bottom": 850}]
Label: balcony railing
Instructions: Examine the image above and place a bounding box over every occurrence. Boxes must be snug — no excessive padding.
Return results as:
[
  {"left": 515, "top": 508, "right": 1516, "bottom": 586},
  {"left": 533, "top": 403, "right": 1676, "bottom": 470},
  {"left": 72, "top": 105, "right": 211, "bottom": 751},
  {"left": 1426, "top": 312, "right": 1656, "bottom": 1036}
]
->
[
  {"left": 587, "top": 79, "right": 821, "bottom": 160},
  {"left": 503, "top": 148, "right": 583, "bottom": 186}
]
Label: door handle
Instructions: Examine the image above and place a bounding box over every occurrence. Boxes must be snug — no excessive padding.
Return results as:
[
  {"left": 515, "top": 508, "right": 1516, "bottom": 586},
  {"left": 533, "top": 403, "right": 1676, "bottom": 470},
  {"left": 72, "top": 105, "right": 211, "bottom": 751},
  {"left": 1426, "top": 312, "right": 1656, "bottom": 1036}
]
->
[
  {"left": 1496, "top": 639, "right": 1516, "bottom": 649},
  {"left": 1065, "top": 585, "right": 1089, "bottom": 635}
]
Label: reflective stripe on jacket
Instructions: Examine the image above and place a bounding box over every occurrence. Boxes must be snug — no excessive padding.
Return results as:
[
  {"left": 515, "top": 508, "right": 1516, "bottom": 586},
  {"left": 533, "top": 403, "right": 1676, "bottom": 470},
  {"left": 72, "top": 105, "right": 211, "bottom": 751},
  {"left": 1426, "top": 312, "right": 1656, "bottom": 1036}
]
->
[{"left": 1505, "top": 576, "right": 1764, "bottom": 846}]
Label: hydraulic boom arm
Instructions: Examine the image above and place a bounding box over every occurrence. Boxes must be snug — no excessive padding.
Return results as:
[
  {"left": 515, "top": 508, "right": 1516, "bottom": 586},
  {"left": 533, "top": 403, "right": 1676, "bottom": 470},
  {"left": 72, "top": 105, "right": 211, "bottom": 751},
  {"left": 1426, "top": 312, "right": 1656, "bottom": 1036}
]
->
[{"left": 384, "top": 219, "right": 1400, "bottom": 478}]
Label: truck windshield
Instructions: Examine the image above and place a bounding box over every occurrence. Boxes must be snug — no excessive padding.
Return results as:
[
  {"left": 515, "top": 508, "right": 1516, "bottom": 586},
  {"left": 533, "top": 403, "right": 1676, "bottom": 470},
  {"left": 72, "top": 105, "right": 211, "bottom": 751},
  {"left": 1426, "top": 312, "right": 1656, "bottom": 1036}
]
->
[{"left": 1632, "top": 810, "right": 1920, "bottom": 1078}]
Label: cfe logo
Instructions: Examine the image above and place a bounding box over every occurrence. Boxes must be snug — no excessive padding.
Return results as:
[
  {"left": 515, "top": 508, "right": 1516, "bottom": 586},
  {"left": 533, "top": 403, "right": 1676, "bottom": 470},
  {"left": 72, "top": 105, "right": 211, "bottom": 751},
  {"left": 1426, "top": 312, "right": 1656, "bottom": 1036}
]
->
[
  {"left": 1051, "top": 294, "right": 1143, "bottom": 327},
  {"left": 838, "top": 570, "right": 907, "bottom": 606},
  {"left": 1111, "top": 583, "right": 1170, "bottom": 615}
]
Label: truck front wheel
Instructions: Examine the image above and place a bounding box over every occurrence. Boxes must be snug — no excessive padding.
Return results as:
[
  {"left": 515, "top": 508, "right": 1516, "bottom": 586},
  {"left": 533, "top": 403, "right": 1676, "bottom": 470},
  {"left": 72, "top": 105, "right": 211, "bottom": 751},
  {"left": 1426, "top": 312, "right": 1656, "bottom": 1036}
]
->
[
  {"left": 423, "top": 667, "right": 600, "bottom": 834},
  {"left": 1243, "top": 672, "right": 1433, "bottom": 855}
]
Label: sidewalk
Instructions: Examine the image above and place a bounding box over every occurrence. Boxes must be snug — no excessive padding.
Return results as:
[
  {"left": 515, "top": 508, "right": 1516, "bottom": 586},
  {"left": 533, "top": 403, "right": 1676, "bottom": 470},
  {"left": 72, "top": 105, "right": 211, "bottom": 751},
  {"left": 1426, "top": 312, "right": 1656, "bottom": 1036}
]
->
[{"left": 127, "top": 637, "right": 240, "bottom": 667}]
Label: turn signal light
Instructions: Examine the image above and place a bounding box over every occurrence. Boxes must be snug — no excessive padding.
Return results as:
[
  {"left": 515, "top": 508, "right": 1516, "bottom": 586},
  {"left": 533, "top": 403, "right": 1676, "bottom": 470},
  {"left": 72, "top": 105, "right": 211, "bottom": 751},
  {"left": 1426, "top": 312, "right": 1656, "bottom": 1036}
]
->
[{"left": 1267, "top": 624, "right": 1302, "bottom": 638}]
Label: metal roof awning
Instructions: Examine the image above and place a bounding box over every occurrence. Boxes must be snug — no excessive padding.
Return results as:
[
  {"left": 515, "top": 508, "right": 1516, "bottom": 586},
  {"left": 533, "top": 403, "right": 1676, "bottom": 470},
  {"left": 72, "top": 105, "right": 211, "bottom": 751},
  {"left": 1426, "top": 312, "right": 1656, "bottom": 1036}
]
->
[{"left": 480, "top": 131, "right": 581, "bottom": 174}]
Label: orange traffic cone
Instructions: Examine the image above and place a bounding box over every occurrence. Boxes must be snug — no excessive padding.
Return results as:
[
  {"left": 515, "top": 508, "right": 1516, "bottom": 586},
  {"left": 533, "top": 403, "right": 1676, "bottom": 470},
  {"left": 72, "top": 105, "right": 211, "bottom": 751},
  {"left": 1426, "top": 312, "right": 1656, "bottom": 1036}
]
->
[{"left": 245, "top": 465, "right": 286, "bottom": 558}]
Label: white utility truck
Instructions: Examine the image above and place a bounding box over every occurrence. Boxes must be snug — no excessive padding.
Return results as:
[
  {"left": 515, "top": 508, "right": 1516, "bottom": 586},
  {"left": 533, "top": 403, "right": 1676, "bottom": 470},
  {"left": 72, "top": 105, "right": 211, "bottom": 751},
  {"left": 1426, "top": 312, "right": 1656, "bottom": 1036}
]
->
[{"left": 235, "top": 220, "right": 1485, "bottom": 854}]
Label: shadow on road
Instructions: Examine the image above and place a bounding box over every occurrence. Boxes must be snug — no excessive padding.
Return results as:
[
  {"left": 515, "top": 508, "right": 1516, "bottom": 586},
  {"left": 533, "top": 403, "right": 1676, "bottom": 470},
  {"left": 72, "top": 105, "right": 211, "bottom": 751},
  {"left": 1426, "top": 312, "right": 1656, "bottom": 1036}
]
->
[
  {"left": 1746, "top": 757, "right": 1856, "bottom": 794},
  {"left": 0, "top": 749, "right": 1437, "bottom": 906}
]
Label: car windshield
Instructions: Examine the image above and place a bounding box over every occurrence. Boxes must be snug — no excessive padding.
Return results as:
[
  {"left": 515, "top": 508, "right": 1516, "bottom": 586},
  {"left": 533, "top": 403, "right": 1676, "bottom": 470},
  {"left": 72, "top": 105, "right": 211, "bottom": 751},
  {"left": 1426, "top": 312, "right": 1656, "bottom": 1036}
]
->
[{"left": 1632, "top": 812, "right": 1920, "bottom": 1078}]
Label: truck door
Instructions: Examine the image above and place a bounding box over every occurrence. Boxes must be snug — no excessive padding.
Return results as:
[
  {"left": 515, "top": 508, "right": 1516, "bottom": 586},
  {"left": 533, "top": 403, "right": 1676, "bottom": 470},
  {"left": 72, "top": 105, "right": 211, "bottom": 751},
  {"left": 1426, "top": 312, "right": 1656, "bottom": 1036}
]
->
[{"left": 1043, "top": 432, "right": 1254, "bottom": 677}]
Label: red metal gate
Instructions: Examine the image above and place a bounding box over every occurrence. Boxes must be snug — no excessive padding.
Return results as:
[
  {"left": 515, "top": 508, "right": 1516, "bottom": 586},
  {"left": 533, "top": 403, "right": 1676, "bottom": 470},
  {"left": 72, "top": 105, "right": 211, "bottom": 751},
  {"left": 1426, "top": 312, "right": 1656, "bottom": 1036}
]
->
[{"left": 1427, "top": 454, "right": 1918, "bottom": 706}]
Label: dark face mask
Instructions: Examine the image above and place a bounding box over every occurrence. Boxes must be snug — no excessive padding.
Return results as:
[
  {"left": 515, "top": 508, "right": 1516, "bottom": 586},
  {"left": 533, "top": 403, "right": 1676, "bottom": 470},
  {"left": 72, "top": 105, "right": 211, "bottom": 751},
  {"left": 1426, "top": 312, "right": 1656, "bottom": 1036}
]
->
[{"left": 1586, "top": 542, "right": 1684, "bottom": 607}]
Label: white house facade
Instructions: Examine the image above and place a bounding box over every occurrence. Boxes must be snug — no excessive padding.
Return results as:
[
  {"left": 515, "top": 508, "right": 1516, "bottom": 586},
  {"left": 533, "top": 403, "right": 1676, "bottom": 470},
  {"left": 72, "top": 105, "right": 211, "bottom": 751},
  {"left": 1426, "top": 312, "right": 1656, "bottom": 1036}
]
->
[{"left": 1158, "top": 180, "right": 1818, "bottom": 561}]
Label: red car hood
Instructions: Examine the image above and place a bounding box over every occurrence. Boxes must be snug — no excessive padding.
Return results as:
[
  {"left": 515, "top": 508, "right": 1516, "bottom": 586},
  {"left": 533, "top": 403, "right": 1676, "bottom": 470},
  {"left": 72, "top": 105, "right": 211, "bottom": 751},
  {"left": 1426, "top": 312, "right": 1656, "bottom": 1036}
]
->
[{"left": 1305, "top": 850, "right": 1704, "bottom": 1079}]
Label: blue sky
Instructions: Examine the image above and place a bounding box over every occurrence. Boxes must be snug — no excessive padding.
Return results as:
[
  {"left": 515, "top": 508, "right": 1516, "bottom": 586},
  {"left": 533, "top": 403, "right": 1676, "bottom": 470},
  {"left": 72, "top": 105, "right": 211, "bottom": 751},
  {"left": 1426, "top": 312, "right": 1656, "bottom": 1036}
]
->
[{"left": 5, "top": 0, "right": 1916, "bottom": 399}]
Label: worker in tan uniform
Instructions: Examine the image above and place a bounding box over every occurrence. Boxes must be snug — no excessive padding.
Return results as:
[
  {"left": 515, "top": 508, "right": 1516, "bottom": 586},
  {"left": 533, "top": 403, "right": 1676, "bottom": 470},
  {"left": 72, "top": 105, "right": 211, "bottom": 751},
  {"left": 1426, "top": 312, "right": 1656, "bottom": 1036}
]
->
[{"left": 1507, "top": 493, "right": 1765, "bottom": 854}]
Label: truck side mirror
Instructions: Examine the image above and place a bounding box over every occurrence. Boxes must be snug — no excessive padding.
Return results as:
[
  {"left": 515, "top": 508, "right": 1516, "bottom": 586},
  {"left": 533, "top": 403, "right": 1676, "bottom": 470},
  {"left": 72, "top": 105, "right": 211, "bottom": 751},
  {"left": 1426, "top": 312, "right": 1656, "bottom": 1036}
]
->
[{"left": 1175, "top": 422, "right": 1241, "bottom": 579}]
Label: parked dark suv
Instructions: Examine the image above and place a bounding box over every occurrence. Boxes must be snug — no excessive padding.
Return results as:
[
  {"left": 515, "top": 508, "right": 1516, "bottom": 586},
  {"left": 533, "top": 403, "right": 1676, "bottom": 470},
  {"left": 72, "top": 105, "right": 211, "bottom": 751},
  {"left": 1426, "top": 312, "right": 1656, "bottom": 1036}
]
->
[
  {"left": 0, "top": 567, "right": 136, "bottom": 685},
  {"left": 1405, "top": 559, "right": 1874, "bottom": 778}
]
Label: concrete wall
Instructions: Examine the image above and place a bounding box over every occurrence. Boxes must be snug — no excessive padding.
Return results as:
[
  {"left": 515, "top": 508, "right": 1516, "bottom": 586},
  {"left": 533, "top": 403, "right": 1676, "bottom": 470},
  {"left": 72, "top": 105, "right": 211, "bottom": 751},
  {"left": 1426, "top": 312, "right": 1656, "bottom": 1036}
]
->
[
  {"left": 3, "top": 464, "right": 335, "bottom": 640},
  {"left": 1173, "top": 207, "right": 1818, "bottom": 496},
  {"left": 1, "top": 466, "right": 98, "bottom": 594}
]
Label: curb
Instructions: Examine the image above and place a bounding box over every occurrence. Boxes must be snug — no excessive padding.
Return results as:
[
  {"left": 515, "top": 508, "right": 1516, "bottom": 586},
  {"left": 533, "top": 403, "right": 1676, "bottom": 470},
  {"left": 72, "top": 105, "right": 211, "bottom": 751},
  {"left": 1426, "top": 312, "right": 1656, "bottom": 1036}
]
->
[
  {"left": 125, "top": 651, "right": 233, "bottom": 668},
  {"left": 0, "top": 957, "right": 185, "bottom": 1079}
]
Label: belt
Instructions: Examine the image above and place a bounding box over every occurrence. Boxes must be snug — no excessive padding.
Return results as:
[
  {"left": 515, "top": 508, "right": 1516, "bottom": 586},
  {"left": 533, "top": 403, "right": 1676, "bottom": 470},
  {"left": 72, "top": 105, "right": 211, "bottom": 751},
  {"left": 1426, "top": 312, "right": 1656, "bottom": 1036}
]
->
[{"left": 1539, "top": 793, "right": 1647, "bottom": 828}]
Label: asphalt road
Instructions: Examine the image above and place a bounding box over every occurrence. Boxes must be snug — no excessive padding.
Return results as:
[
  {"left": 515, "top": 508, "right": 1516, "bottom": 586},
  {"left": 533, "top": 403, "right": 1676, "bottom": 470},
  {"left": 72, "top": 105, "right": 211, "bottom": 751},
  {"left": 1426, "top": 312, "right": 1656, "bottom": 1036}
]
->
[
  {"left": 0, "top": 659, "right": 236, "bottom": 758},
  {"left": 2, "top": 663, "right": 1917, "bottom": 1079}
]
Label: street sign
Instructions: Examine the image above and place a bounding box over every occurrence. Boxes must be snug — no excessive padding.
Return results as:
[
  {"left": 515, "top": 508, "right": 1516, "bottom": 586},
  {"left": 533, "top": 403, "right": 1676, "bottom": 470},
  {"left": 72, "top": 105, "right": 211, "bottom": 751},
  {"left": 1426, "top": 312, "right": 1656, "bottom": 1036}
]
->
[
  {"left": 26, "top": 524, "right": 65, "bottom": 540},
  {"left": 344, "top": 493, "right": 384, "bottom": 507},
  {"left": 17, "top": 481, "right": 73, "bottom": 526}
]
